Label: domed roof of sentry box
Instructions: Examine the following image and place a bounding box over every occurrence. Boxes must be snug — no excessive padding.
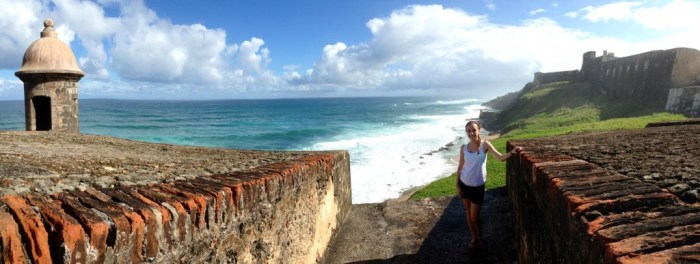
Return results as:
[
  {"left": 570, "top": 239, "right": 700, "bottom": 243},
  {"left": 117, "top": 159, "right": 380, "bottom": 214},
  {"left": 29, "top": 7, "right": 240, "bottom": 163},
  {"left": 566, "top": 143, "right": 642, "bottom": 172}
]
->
[{"left": 15, "top": 18, "right": 84, "bottom": 76}]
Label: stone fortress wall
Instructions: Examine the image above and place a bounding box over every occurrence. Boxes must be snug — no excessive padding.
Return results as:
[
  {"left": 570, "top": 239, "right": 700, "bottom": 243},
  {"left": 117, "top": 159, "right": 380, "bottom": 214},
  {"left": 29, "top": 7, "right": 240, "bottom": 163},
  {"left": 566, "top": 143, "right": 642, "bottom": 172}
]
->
[
  {"left": 533, "top": 70, "right": 579, "bottom": 85},
  {"left": 507, "top": 120, "right": 700, "bottom": 263},
  {"left": 0, "top": 132, "right": 352, "bottom": 263},
  {"left": 533, "top": 48, "right": 700, "bottom": 116},
  {"left": 667, "top": 86, "right": 700, "bottom": 117}
]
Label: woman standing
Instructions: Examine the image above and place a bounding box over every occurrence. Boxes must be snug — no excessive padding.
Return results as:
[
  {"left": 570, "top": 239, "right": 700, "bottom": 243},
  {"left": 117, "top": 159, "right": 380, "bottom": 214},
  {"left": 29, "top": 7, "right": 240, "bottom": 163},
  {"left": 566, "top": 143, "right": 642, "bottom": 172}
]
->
[{"left": 457, "top": 120, "right": 521, "bottom": 249}]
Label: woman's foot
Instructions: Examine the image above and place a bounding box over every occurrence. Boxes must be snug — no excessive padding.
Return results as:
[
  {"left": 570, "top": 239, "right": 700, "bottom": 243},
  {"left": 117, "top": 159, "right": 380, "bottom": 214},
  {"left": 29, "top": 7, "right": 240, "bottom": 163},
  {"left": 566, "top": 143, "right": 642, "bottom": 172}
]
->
[{"left": 468, "top": 239, "right": 483, "bottom": 250}]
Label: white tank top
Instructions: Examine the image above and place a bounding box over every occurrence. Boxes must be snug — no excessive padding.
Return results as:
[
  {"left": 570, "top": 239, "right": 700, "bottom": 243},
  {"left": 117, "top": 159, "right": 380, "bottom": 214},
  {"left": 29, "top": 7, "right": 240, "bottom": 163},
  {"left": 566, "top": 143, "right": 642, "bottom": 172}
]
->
[{"left": 459, "top": 142, "right": 487, "bottom": 186}]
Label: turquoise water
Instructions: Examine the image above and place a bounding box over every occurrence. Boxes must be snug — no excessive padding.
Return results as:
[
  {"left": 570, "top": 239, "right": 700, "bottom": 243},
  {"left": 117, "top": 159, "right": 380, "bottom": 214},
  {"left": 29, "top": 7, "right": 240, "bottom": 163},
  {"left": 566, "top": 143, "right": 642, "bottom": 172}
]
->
[{"left": 0, "top": 97, "right": 483, "bottom": 203}]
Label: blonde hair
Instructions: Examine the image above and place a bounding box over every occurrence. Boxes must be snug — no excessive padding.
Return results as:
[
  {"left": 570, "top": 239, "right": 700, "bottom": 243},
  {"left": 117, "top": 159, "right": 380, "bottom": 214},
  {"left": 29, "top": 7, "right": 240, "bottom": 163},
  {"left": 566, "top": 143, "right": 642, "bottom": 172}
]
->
[{"left": 466, "top": 120, "right": 482, "bottom": 152}]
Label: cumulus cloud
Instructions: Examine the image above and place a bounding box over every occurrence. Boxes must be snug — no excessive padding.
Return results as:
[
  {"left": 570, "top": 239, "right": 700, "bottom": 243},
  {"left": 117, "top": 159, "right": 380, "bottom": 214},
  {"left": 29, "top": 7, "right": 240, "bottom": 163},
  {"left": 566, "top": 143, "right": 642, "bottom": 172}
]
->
[
  {"left": 289, "top": 5, "right": 623, "bottom": 96},
  {"left": 632, "top": 0, "right": 700, "bottom": 30},
  {"left": 564, "top": 11, "right": 579, "bottom": 18},
  {"left": 4, "top": 0, "right": 700, "bottom": 99},
  {"left": 576, "top": 0, "right": 700, "bottom": 30},
  {"left": 530, "top": 9, "right": 546, "bottom": 15},
  {"left": 108, "top": 1, "right": 275, "bottom": 86},
  {"left": 234, "top": 38, "right": 271, "bottom": 74},
  {"left": 111, "top": 21, "right": 229, "bottom": 83},
  {"left": 51, "top": 0, "right": 120, "bottom": 79},
  {"left": 0, "top": 0, "right": 274, "bottom": 88},
  {"left": 580, "top": 1, "right": 642, "bottom": 22},
  {"left": 0, "top": 0, "right": 45, "bottom": 68}
]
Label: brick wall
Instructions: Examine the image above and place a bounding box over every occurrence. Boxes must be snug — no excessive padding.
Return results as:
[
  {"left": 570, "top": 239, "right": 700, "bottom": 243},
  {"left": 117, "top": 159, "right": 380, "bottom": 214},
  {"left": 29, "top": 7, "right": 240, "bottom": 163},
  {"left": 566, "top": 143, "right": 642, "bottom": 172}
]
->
[
  {"left": 506, "top": 123, "right": 700, "bottom": 263},
  {"left": 0, "top": 151, "right": 351, "bottom": 263}
]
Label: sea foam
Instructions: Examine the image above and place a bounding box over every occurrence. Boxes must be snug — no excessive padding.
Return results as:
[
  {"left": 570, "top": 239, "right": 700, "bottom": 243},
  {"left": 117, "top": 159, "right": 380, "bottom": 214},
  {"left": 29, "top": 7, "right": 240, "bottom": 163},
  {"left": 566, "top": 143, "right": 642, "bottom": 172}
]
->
[{"left": 311, "top": 100, "right": 482, "bottom": 203}]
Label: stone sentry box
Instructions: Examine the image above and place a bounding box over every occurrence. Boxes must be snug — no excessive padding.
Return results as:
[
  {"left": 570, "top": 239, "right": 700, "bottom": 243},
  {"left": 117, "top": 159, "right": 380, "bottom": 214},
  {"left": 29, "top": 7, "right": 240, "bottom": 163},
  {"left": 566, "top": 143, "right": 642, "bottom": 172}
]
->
[{"left": 15, "top": 19, "right": 84, "bottom": 133}]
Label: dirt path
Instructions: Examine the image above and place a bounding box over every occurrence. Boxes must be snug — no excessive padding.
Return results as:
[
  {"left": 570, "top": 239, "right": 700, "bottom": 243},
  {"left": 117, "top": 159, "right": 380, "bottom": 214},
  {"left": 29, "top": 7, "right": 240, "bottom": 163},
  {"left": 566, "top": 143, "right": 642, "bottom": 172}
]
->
[{"left": 321, "top": 188, "right": 517, "bottom": 264}]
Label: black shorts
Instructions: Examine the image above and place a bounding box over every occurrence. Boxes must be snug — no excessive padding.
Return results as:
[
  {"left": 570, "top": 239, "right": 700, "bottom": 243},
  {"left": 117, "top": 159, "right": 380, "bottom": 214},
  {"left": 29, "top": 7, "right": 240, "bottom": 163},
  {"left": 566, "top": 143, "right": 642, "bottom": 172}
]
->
[{"left": 458, "top": 181, "right": 485, "bottom": 205}]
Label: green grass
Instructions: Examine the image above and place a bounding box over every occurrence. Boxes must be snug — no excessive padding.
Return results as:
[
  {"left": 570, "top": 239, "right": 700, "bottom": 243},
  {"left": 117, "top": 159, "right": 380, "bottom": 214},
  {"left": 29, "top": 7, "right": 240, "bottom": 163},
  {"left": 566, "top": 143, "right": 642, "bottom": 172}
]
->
[{"left": 409, "top": 107, "right": 686, "bottom": 200}]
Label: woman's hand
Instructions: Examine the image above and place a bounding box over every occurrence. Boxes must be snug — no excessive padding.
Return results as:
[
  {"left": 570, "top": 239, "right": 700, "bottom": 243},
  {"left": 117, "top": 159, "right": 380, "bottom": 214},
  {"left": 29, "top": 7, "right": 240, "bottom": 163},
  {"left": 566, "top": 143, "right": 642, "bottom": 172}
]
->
[{"left": 510, "top": 147, "right": 523, "bottom": 155}]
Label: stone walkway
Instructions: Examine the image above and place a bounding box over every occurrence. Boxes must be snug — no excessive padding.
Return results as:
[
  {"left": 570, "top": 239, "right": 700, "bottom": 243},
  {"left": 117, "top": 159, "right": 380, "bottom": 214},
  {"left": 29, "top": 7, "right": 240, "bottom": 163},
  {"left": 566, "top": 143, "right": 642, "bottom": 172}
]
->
[{"left": 321, "top": 188, "right": 517, "bottom": 264}]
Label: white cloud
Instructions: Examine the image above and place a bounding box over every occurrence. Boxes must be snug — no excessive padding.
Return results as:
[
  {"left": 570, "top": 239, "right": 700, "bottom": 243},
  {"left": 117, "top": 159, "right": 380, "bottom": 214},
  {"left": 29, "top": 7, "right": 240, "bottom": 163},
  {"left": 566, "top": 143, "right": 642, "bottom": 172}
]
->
[
  {"left": 576, "top": 0, "right": 700, "bottom": 30},
  {"left": 0, "top": 0, "right": 45, "bottom": 68},
  {"left": 51, "top": 0, "right": 121, "bottom": 79},
  {"left": 289, "top": 5, "right": 609, "bottom": 96},
  {"left": 4, "top": 1, "right": 700, "bottom": 99},
  {"left": 111, "top": 21, "right": 230, "bottom": 83},
  {"left": 0, "top": 76, "right": 23, "bottom": 97},
  {"left": 530, "top": 9, "right": 546, "bottom": 15},
  {"left": 485, "top": 0, "right": 496, "bottom": 11},
  {"left": 632, "top": 0, "right": 700, "bottom": 30},
  {"left": 564, "top": 11, "right": 579, "bottom": 18},
  {"left": 235, "top": 38, "right": 271, "bottom": 74},
  {"left": 580, "top": 1, "right": 642, "bottom": 22},
  {"left": 0, "top": 0, "right": 274, "bottom": 89}
]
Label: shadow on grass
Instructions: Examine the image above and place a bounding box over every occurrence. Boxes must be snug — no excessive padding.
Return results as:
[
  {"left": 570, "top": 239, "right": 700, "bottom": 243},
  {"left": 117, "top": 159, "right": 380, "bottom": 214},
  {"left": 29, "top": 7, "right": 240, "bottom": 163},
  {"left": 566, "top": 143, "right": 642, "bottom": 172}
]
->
[{"left": 347, "top": 187, "right": 516, "bottom": 264}]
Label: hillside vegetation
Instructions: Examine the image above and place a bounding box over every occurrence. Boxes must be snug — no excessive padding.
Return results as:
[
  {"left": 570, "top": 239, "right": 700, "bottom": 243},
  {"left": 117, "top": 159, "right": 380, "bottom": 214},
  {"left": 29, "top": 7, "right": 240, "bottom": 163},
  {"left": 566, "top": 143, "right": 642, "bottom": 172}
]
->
[{"left": 411, "top": 81, "right": 687, "bottom": 199}]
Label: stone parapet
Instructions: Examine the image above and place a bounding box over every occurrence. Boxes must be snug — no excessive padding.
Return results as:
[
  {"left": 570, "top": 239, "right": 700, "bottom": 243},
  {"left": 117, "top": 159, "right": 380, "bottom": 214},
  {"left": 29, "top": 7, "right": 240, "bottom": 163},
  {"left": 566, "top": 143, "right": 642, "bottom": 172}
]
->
[
  {"left": 507, "top": 123, "right": 700, "bottom": 263},
  {"left": 534, "top": 70, "right": 579, "bottom": 85},
  {"left": 0, "top": 132, "right": 351, "bottom": 263}
]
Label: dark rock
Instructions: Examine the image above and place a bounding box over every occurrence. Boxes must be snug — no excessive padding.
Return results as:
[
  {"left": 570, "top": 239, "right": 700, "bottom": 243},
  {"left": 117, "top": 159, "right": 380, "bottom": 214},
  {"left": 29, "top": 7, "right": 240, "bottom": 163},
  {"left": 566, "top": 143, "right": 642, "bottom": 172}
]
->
[
  {"left": 668, "top": 183, "right": 691, "bottom": 195},
  {"left": 681, "top": 189, "right": 699, "bottom": 203}
]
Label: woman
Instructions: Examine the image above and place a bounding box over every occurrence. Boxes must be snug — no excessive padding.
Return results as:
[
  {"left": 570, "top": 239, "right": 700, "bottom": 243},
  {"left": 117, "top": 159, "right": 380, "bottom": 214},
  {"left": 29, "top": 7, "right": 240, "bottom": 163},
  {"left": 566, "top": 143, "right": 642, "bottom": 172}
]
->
[{"left": 457, "top": 120, "right": 521, "bottom": 249}]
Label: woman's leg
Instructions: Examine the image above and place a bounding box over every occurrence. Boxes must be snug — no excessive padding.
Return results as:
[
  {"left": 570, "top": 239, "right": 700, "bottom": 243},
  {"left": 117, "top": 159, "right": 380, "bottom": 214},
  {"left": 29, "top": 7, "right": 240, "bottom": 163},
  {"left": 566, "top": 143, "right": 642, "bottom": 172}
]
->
[
  {"left": 468, "top": 201, "right": 482, "bottom": 246},
  {"left": 461, "top": 198, "right": 478, "bottom": 246}
]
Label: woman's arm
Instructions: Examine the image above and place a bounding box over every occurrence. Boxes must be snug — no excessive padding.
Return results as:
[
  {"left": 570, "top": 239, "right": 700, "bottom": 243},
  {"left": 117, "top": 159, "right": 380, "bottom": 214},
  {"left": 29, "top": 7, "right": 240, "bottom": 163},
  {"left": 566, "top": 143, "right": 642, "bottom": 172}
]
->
[
  {"left": 456, "top": 145, "right": 465, "bottom": 192},
  {"left": 484, "top": 140, "right": 522, "bottom": 161}
]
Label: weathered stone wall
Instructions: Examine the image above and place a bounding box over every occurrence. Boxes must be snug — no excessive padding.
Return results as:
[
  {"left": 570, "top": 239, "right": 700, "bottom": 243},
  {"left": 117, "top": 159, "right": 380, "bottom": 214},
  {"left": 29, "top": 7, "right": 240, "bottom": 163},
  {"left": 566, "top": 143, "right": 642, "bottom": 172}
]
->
[
  {"left": 19, "top": 73, "right": 81, "bottom": 133},
  {"left": 561, "top": 48, "right": 700, "bottom": 108},
  {"left": 0, "top": 133, "right": 351, "bottom": 263},
  {"left": 534, "top": 70, "right": 579, "bottom": 85},
  {"left": 507, "top": 122, "right": 700, "bottom": 263},
  {"left": 671, "top": 48, "right": 700, "bottom": 88},
  {"left": 666, "top": 86, "right": 700, "bottom": 117},
  {"left": 588, "top": 49, "right": 678, "bottom": 106}
]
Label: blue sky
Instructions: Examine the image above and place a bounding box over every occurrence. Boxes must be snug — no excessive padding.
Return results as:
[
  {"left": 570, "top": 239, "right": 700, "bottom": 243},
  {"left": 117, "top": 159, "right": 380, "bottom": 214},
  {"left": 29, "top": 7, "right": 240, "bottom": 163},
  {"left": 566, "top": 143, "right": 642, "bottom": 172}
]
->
[{"left": 1, "top": 0, "right": 700, "bottom": 100}]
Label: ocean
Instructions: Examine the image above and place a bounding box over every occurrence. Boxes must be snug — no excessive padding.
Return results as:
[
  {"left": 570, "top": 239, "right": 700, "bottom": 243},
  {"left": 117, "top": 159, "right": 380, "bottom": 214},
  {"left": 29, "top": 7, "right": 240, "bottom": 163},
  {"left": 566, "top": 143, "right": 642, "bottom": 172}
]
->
[{"left": 0, "top": 97, "right": 483, "bottom": 203}]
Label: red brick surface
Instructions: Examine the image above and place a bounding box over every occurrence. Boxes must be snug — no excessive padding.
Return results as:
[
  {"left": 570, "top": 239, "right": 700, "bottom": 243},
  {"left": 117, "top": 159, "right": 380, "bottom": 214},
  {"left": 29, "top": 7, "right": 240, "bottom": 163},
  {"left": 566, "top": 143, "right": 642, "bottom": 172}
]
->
[
  {"left": 1, "top": 195, "right": 52, "bottom": 264},
  {"left": 1, "top": 151, "right": 350, "bottom": 263},
  {"left": 0, "top": 210, "right": 29, "bottom": 263},
  {"left": 0, "top": 132, "right": 351, "bottom": 263},
  {"left": 53, "top": 193, "right": 110, "bottom": 263},
  {"left": 25, "top": 195, "right": 87, "bottom": 264},
  {"left": 508, "top": 122, "right": 700, "bottom": 263}
]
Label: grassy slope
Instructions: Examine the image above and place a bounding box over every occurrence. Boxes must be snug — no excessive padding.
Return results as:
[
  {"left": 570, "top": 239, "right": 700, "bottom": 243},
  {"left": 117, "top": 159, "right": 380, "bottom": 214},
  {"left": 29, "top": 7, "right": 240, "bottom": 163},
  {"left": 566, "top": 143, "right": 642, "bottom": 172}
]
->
[{"left": 410, "top": 82, "right": 687, "bottom": 200}]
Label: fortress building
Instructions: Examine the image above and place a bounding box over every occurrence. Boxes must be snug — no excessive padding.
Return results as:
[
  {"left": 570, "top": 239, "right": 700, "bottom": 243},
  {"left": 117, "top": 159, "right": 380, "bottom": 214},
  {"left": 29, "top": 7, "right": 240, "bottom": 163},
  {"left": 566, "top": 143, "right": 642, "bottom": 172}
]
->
[
  {"left": 15, "top": 19, "right": 85, "bottom": 132},
  {"left": 533, "top": 48, "right": 700, "bottom": 116}
]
